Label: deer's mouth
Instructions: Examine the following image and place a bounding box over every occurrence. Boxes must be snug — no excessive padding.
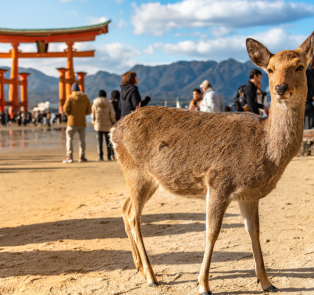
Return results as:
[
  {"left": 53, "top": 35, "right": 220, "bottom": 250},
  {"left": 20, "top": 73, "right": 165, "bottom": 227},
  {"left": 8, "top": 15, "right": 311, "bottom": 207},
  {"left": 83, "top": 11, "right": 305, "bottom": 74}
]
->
[{"left": 275, "top": 93, "right": 292, "bottom": 100}]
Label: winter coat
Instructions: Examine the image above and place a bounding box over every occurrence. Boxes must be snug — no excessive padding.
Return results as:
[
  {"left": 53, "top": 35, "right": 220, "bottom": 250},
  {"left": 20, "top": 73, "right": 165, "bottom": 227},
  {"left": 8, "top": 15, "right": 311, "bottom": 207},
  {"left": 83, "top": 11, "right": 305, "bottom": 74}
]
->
[
  {"left": 110, "top": 98, "right": 121, "bottom": 121},
  {"left": 243, "top": 81, "right": 259, "bottom": 114},
  {"left": 120, "top": 84, "right": 142, "bottom": 117},
  {"left": 200, "top": 87, "right": 223, "bottom": 113},
  {"left": 64, "top": 91, "right": 91, "bottom": 127},
  {"left": 91, "top": 97, "right": 116, "bottom": 132},
  {"left": 304, "top": 65, "right": 314, "bottom": 129}
]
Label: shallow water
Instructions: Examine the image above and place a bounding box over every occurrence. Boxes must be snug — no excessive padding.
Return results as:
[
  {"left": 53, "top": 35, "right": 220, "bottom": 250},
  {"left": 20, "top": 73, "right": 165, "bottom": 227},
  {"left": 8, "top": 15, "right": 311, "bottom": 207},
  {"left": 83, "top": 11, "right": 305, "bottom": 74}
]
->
[{"left": 0, "top": 127, "right": 97, "bottom": 151}]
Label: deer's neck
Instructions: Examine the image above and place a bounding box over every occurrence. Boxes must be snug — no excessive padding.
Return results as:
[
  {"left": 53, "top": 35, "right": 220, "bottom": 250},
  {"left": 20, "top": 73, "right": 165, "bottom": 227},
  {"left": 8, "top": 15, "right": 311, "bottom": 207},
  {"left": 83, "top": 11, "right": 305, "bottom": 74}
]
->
[{"left": 265, "top": 98, "right": 305, "bottom": 164}]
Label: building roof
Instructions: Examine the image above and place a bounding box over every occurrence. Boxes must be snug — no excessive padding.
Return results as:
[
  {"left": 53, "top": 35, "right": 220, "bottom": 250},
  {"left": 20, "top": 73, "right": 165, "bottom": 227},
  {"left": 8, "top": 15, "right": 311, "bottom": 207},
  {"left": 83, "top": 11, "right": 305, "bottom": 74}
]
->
[{"left": 0, "top": 21, "right": 111, "bottom": 43}]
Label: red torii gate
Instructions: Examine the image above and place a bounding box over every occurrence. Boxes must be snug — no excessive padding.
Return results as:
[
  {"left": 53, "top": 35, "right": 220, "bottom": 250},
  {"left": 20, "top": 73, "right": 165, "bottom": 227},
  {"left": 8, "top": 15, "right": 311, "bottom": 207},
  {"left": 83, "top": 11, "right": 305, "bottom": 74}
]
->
[{"left": 0, "top": 21, "right": 110, "bottom": 116}]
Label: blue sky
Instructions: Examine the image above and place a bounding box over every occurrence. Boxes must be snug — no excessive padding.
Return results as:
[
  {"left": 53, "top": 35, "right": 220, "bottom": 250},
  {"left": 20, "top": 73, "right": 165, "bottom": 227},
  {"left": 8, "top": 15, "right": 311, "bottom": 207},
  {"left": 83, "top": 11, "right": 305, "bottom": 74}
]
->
[{"left": 0, "top": 0, "right": 313, "bottom": 76}]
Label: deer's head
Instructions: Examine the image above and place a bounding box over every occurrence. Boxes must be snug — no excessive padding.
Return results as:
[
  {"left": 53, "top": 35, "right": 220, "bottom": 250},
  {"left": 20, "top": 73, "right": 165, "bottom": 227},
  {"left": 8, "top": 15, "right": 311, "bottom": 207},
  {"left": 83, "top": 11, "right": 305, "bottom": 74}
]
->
[{"left": 246, "top": 32, "right": 314, "bottom": 107}]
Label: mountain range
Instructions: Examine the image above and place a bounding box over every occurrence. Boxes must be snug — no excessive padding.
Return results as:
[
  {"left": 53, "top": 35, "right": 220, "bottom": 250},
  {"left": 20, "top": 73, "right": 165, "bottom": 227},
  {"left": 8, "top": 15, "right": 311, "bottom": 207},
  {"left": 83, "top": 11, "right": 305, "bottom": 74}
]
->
[{"left": 0, "top": 59, "right": 269, "bottom": 108}]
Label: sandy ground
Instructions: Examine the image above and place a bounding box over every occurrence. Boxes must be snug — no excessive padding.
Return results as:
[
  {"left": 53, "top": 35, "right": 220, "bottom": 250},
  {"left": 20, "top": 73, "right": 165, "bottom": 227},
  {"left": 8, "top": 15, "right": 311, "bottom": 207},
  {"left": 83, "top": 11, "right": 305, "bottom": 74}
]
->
[{"left": 0, "top": 132, "right": 313, "bottom": 295}]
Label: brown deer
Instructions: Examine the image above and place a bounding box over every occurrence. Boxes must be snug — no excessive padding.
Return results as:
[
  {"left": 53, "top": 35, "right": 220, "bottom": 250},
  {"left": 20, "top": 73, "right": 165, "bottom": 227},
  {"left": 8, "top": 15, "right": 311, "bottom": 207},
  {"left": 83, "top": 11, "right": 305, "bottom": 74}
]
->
[{"left": 110, "top": 32, "right": 314, "bottom": 295}]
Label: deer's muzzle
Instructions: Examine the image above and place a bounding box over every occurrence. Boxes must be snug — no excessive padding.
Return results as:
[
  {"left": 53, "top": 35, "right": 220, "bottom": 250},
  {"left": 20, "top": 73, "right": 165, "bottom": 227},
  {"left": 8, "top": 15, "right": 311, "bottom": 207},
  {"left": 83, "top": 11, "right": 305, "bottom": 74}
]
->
[{"left": 275, "top": 84, "right": 289, "bottom": 95}]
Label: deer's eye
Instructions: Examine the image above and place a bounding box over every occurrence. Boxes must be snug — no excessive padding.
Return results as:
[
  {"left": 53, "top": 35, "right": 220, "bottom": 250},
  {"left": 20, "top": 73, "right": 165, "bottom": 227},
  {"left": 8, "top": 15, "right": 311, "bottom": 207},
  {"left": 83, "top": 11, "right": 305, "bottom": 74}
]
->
[
  {"left": 267, "top": 69, "right": 273, "bottom": 74},
  {"left": 296, "top": 66, "right": 304, "bottom": 71}
]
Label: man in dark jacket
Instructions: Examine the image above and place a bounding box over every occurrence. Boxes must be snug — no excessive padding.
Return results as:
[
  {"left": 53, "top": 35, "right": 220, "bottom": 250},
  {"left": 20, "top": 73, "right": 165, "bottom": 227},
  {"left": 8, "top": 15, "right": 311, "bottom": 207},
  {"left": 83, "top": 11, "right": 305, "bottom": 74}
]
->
[
  {"left": 305, "top": 56, "right": 314, "bottom": 129},
  {"left": 244, "top": 69, "right": 262, "bottom": 115}
]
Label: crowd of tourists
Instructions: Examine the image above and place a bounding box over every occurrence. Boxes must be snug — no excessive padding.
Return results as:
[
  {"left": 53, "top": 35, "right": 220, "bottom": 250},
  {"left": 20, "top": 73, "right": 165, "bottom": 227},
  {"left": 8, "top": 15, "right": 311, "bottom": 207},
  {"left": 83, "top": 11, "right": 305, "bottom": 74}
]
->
[
  {"left": 0, "top": 109, "right": 65, "bottom": 127},
  {"left": 189, "top": 58, "right": 314, "bottom": 130},
  {"left": 189, "top": 68, "right": 268, "bottom": 116},
  {"left": 62, "top": 71, "right": 150, "bottom": 163}
]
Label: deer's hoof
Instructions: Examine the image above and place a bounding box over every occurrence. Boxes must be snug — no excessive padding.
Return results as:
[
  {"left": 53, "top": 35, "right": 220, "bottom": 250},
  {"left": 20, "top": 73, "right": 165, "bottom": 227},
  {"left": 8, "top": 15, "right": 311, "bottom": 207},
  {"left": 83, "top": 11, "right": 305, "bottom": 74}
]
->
[
  {"left": 264, "top": 285, "right": 279, "bottom": 292},
  {"left": 149, "top": 282, "right": 158, "bottom": 288},
  {"left": 200, "top": 292, "right": 213, "bottom": 295}
]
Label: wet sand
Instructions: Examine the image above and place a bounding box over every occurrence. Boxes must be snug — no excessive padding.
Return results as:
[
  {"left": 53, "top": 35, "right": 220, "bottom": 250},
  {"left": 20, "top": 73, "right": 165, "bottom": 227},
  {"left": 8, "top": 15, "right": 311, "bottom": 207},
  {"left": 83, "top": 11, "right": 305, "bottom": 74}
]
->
[{"left": 0, "top": 128, "right": 313, "bottom": 295}]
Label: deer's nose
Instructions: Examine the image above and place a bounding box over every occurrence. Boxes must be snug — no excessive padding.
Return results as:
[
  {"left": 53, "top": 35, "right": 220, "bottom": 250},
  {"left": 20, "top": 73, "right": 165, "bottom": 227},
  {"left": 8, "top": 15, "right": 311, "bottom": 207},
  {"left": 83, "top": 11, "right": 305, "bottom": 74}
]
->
[{"left": 275, "top": 84, "right": 289, "bottom": 95}]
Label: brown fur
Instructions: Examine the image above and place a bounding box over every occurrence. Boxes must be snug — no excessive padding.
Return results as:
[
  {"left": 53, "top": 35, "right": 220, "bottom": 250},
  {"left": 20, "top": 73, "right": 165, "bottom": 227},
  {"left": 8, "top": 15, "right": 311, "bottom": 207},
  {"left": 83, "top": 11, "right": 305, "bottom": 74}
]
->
[{"left": 111, "top": 32, "right": 314, "bottom": 294}]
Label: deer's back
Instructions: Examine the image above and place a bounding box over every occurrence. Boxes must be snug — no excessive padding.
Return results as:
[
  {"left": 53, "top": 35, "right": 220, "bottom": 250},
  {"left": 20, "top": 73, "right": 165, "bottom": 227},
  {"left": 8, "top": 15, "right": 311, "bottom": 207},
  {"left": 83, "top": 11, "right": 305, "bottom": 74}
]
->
[{"left": 112, "top": 106, "right": 277, "bottom": 199}]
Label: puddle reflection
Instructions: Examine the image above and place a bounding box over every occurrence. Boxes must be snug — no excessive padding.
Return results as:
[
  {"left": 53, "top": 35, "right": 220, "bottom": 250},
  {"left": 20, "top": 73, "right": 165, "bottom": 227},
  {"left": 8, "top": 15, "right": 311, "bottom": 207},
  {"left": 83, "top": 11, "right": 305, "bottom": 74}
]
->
[{"left": 0, "top": 127, "right": 97, "bottom": 151}]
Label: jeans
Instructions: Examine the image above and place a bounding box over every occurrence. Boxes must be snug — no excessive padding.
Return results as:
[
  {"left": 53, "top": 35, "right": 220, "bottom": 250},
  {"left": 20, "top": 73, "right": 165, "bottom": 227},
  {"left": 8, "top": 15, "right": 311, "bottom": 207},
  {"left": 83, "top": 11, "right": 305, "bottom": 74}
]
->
[
  {"left": 66, "top": 126, "right": 86, "bottom": 157},
  {"left": 97, "top": 131, "right": 113, "bottom": 160}
]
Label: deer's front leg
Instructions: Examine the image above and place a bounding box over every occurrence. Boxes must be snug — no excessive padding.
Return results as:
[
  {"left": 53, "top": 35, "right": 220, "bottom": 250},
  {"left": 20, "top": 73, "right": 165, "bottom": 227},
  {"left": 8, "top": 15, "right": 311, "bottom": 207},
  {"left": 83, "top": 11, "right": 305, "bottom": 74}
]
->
[
  {"left": 238, "top": 200, "right": 279, "bottom": 293},
  {"left": 198, "top": 189, "right": 230, "bottom": 295}
]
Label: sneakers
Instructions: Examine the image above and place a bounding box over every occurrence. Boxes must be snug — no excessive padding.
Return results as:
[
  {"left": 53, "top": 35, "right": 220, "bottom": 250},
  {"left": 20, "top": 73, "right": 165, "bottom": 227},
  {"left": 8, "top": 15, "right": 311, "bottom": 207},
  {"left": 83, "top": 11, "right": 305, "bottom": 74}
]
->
[
  {"left": 63, "top": 156, "right": 73, "bottom": 163},
  {"left": 79, "top": 156, "right": 88, "bottom": 162},
  {"left": 98, "top": 158, "right": 104, "bottom": 161}
]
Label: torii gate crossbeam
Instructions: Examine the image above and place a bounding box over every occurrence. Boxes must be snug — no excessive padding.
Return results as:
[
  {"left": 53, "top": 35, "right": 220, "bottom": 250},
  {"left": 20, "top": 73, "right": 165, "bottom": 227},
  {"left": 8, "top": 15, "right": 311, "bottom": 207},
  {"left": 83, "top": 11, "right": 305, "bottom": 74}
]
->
[{"left": 0, "top": 21, "right": 111, "bottom": 116}]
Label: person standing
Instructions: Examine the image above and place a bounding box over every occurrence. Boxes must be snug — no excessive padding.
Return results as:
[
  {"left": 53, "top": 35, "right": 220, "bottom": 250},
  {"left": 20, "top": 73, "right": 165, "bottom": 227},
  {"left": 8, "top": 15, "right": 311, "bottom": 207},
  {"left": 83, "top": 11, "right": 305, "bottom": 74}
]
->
[
  {"left": 63, "top": 82, "right": 91, "bottom": 163},
  {"left": 243, "top": 69, "right": 262, "bottom": 115},
  {"left": 91, "top": 90, "right": 116, "bottom": 161},
  {"left": 120, "top": 71, "right": 151, "bottom": 118},
  {"left": 304, "top": 55, "right": 314, "bottom": 129},
  {"left": 189, "top": 88, "right": 203, "bottom": 111},
  {"left": 109, "top": 90, "right": 121, "bottom": 121},
  {"left": 199, "top": 80, "right": 223, "bottom": 113},
  {"left": 0, "top": 111, "right": 5, "bottom": 126},
  {"left": 46, "top": 110, "right": 51, "bottom": 127}
]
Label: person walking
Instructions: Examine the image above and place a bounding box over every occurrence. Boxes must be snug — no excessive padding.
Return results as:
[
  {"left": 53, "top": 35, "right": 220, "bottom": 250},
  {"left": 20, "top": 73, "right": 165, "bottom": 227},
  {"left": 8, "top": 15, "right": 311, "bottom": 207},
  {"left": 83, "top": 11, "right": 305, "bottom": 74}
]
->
[
  {"left": 120, "top": 71, "right": 151, "bottom": 118},
  {"left": 109, "top": 90, "right": 121, "bottom": 121},
  {"left": 63, "top": 82, "right": 91, "bottom": 163},
  {"left": 91, "top": 90, "right": 116, "bottom": 161},
  {"left": 199, "top": 80, "right": 223, "bottom": 113}
]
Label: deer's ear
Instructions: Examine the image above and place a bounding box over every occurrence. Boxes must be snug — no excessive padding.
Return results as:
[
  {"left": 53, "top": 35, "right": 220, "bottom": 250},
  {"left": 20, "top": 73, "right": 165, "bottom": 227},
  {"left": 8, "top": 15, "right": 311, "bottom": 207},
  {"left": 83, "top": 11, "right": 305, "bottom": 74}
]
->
[
  {"left": 296, "top": 31, "right": 314, "bottom": 64},
  {"left": 246, "top": 38, "right": 273, "bottom": 70}
]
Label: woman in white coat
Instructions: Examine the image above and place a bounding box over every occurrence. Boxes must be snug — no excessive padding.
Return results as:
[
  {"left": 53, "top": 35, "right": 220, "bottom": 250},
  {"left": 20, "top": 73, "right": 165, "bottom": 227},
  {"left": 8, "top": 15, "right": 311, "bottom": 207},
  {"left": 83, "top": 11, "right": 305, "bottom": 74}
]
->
[{"left": 91, "top": 90, "right": 116, "bottom": 161}]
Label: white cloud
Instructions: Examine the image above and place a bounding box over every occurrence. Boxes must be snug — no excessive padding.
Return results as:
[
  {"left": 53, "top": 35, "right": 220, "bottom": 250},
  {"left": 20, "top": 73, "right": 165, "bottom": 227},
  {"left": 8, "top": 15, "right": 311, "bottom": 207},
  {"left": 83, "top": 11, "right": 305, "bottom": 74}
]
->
[
  {"left": 153, "top": 28, "right": 307, "bottom": 61},
  {"left": 211, "top": 27, "right": 234, "bottom": 37},
  {"left": 132, "top": 0, "right": 314, "bottom": 36},
  {"left": 95, "top": 43, "right": 140, "bottom": 70},
  {"left": 143, "top": 45, "right": 154, "bottom": 55},
  {"left": 88, "top": 16, "right": 108, "bottom": 25},
  {"left": 174, "top": 32, "right": 209, "bottom": 39},
  {"left": 117, "top": 19, "right": 128, "bottom": 28}
]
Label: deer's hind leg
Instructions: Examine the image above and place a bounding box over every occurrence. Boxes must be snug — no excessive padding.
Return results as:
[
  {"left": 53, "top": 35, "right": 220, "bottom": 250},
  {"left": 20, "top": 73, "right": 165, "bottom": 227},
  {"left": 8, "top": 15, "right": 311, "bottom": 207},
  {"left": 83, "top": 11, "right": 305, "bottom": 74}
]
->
[
  {"left": 122, "top": 197, "right": 144, "bottom": 274},
  {"left": 121, "top": 171, "right": 159, "bottom": 287}
]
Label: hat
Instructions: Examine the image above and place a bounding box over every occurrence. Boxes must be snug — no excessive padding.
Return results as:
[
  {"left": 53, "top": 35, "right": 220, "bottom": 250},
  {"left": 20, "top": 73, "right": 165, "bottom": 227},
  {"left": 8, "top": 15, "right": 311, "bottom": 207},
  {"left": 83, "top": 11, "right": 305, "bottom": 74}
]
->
[
  {"left": 99, "top": 90, "right": 107, "bottom": 97},
  {"left": 200, "top": 80, "right": 212, "bottom": 89},
  {"left": 71, "top": 82, "right": 80, "bottom": 92},
  {"left": 111, "top": 90, "right": 120, "bottom": 100}
]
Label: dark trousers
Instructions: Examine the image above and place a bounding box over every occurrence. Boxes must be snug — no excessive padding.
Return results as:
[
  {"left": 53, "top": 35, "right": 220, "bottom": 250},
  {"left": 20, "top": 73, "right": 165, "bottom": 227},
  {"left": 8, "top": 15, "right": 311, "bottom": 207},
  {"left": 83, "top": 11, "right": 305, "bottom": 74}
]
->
[{"left": 97, "top": 131, "right": 113, "bottom": 160}]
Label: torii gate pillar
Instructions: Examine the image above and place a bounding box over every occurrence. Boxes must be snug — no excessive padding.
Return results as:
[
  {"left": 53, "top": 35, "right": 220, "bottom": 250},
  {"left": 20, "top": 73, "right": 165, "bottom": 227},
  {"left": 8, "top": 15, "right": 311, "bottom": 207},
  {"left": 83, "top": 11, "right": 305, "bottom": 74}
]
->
[
  {"left": 66, "top": 42, "right": 75, "bottom": 99},
  {"left": 77, "top": 72, "right": 87, "bottom": 92},
  {"left": 57, "top": 67, "right": 67, "bottom": 113},
  {"left": 19, "top": 72, "right": 30, "bottom": 112},
  {"left": 0, "top": 69, "right": 7, "bottom": 112},
  {"left": 9, "top": 43, "right": 20, "bottom": 117}
]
